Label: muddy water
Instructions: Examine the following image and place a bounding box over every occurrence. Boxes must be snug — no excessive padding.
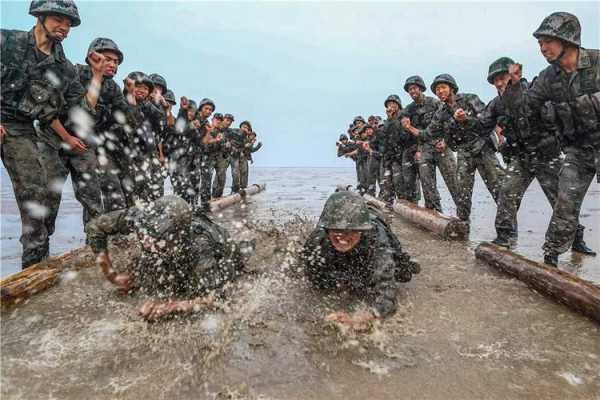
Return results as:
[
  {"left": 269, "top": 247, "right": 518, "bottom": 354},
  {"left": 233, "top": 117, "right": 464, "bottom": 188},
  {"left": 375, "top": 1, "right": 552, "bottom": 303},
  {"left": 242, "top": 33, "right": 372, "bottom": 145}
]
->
[{"left": 2, "top": 169, "right": 600, "bottom": 399}]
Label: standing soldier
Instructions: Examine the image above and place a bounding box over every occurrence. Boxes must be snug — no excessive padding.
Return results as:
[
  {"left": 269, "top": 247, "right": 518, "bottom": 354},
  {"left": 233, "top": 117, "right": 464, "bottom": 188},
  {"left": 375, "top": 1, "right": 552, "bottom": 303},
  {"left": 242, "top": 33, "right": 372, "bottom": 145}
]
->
[
  {"left": 401, "top": 76, "right": 459, "bottom": 212},
  {"left": 196, "top": 98, "right": 217, "bottom": 210},
  {"left": 503, "top": 12, "right": 598, "bottom": 265},
  {"left": 212, "top": 113, "right": 232, "bottom": 198},
  {"left": 239, "top": 121, "right": 262, "bottom": 190},
  {"left": 300, "top": 191, "right": 420, "bottom": 330},
  {"left": 167, "top": 97, "right": 198, "bottom": 204},
  {"left": 424, "top": 74, "right": 504, "bottom": 223},
  {"left": 382, "top": 95, "right": 406, "bottom": 202},
  {"left": 226, "top": 118, "right": 247, "bottom": 194},
  {"left": 1, "top": 0, "right": 104, "bottom": 267}
]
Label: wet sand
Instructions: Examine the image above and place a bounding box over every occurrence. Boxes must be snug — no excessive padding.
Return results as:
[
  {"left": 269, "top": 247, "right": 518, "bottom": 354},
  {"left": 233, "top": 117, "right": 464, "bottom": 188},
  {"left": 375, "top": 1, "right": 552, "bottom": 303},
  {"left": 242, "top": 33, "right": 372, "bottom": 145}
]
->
[{"left": 2, "top": 170, "right": 600, "bottom": 399}]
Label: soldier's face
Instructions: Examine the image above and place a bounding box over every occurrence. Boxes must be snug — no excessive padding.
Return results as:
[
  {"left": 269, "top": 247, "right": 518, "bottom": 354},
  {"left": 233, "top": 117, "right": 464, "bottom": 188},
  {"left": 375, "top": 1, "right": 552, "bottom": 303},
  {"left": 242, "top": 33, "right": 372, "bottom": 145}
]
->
[
  {"left": 434, "top": 84, "right": 451, "bottom": 102},
  {"left": 223, "top": 118, "right": 233, "bottom": 128},
  {"left": 240, "top": 124, "right": 251, "bottom": 134},
  {"left": 365, "top": 127, "right": 374, "bottom": 138},
  {"left": 212, "top": 118, "right": 223, "bottom": 128},
  {"left": 187, "top": 109, "right": 197, "bottom": 121},
  {"left": 134, "top": 84, "right": 150, "bottom": 101},
  {"left": 99, "top": 50, "right": 120, "bottom": 78},
  {"left": 385, "top": 102, "right": 399, "bottom": 116},
  {"left": 328, "top": 230, "right": 362, "bottom": 253},
  {"left": 493, "top": 72, "right": 511, "bottom": 95},
  {"left": 354, "top": 121, "right": 365, "bottom": 129},
  {"left": 407, "top": 85, "right": 422, "bottom": 101},
  {"left": 41, "top": 15, "right": 72, "bottom": 42},
  {"left": 200, "top": 105, "right": 214, "bottom": 118},
  {"left": 538, "top": 36, "right": 564, "bottom": 63}
]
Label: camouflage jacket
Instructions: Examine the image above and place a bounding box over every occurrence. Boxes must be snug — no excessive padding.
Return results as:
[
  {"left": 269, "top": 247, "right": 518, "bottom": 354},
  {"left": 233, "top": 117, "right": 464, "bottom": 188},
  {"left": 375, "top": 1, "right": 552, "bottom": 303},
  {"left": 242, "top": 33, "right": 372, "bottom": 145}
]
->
[
  {"left": 242, "top": 134, "right": 262, "bottom": 161},
  {"left": 503, "top": 48, "right": 600, "bottom": 148},
  {"left": 423, "top": 93, "right": 490, "bottom": 153},
  {"left": 383, "top": 113, "right": 409, "bottom": 162},
  {"left": 226, "top": 128, "right": 246, "bottom": 158},
  {"left": 1, "top": 28, "right": 90, "bottom": 137},
  {"left": 402, "top": 95, "right": 440, "bottom": 149},
  {"left": 301, "top": 210, "right": 418, "bottom": 318},
  {"left": 85, "top": 207, "right": 244, "bottom": 298}
]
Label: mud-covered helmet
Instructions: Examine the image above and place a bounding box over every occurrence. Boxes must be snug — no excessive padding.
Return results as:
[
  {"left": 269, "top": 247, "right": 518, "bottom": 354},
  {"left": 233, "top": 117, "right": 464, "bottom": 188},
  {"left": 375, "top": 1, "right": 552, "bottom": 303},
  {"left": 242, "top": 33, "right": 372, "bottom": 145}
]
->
[
  {"left": 384, "top": 94, "right": 402, "bottom": 108},
  {"left": 136, "top": 195, "right": 192, "bottom": 239},
  {"left": 533, "top": 12, "right": 581, "bottom": 47},
  {"left": 318, "top": 191, "right": 373, "bottom": 231},
  {"left": 198, "top": 98, "right": 216, "bottom": 112},
  {"left": 149, "top": 73, "right": 168, "bottom": 93},
  {"left": 127, "top": 71, "right": 154, "bottom": 92},
  {"left": 487, "top": 57, "right": 515, "bottom": 84},
  {"left": 339, "top": 134, "right": 349, "bottom": 141},
  {"left": 29, "top": 0, "right": 81, "bottom": 26},
  {"left": 164, "top": 89, "right": 176, "bottom": 105},
  {"left": 86, "top": 37, "right": 123, "bottom": 65},
  {"left": 431, "top": 74, "right": 459, "bottom": 93},
  {"left": 404, "top": 75, "right": 426, "bottom": 93}
]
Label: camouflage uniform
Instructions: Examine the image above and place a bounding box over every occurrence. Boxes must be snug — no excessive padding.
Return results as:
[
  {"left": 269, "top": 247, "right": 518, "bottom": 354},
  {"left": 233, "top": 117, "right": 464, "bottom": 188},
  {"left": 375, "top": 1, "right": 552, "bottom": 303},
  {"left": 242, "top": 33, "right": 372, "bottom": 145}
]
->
[
  {"left": 239, "top": 131, "right": 262, "bottom": 189},
  {"left": 403, "top": 76, "right": 459, "bottom": 212},
  {"left": 227, "top": 128, "right": 247, "bottom": 194},
  {"left": 382, "top": 96, "right": 406, "bottom": 202},
  {"left": 366, "top": 127, "right": 385, "bottom": 196},
  {"left": 1, "top": 21, "right": 91, "bottom": 267},
  {"left": 504, "top": 12, "right": 599, "bottom": 261},
  {"left": 211, "top": 126, "right": 231, "bottom": 198},
  {"left": 301, "top": 191, "right": 420, "bottom": 318},
  {"left": 166, "top": 104, "right": 198, "bottom": 205},
  {"left": 425, "top": 75, "right": 504, "bottom": 221},
  {"left": 85, "top": 195, "right": 245, "bottom": 298}
]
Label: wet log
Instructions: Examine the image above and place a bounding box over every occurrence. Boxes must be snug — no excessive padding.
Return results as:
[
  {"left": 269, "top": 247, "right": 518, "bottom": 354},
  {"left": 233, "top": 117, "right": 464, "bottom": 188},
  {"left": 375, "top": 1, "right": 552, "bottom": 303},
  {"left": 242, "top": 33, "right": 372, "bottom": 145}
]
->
[
  {"left": 363, "top": 195, "right": 468, "bottom": 240},
  {"left": 475, "top": 242, "right": 600, "bottom": 323},
  {"left": 209, "top": 183, "right": 266, "bottom": 212}
]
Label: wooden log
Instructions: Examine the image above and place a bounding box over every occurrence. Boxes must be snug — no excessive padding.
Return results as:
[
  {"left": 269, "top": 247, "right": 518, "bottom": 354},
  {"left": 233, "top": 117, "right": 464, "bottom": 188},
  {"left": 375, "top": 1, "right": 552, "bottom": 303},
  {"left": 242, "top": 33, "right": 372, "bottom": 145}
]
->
[
  {"left": 209, "top": 183, "right": 266, "bottom": 212},
  {"left": 475, "top": 242, "right": 600, "bottom": 323},
  {"left": 363, "top": 195, "right": 468, "bottom": 240},
  {"left": 1, "top": 266, "right": 60, "bottom": 307}
]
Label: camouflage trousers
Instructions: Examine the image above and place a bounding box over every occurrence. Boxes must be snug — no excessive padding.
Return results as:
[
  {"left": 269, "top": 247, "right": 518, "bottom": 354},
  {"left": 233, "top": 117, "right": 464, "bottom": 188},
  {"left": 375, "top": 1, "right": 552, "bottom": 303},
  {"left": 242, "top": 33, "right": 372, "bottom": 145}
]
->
[
  {"left": 239, "top": 157, "right": 249, "bottom": 189},
  {"left": 544, "top": 146, "right": 597, "bottom": 256},
  {"left": 230, "top": 156, "right": 242, "bottom": 194},
  {"left": 356, "top": 158, "right": 369, "bottom": 194},
  {"left": 417, "top": 144, "right": 459, "bottom": 213},
  {"left": 198, "top": 155, "right": 215, "bottom": 208},
  {"left": 169, "top": 155, "right": 196, "bottom": 205},
  {"left": 212, "top": 153, "right": 230, "bottom": 198},
  {"left": 379, "top": 158, "right": 403, "bottom": 203},
  {"left": 366, "top": 156, "right": 383, "bottom": 196},
  {"left": 401, "top": 146, "right": 420, "bottom": 203},
  {"left": 96, "top": 147, "right": 131, "bottom": 211},
  {"left": 37, "top": 142, "right": 104, "bottom": 235},
  {"left": 456, "top": 147, "right": 505, "bottom": 222},
  {"left": 0, "top": 122, "right": 49, "bottom": 267}
]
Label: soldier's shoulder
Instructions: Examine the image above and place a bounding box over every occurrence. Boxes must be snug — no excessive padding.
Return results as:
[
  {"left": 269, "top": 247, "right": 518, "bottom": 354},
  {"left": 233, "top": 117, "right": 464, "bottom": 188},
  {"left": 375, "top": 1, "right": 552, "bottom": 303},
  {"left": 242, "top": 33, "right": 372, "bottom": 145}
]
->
[
  {"left": 425, "top": 96, "right": 440, "bottom": 106},
  {"left": 0, "top": 29, "right": 28, "bottom": 48}
]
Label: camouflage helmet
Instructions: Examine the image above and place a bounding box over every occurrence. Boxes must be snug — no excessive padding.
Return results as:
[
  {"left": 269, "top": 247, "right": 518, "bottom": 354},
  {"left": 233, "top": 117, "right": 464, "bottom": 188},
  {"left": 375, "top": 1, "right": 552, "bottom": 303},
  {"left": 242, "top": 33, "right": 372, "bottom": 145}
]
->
[
  {"left": 126, "top": 71, "right": 154, "bottom": 92},
  {"left": 149, "top": 73, "right": 168, "bottom": 93},
  {"left": 353, "top": 116, "right": 366, "bottom": 125},
  {"left": 29, "top": 0, "right": 81, "bottom": 27},
  {"left": 198, "top": 98, "right": 216, "bottom": 112},
  {"left": 384, "top": 94, "right": 402, "bottom": 108},
  {"left": 240, "top": 120, "right": 252, "bottom": 131},
  {"left": 487, "top": 57, "right": 515, "bottom": 84},
  {"left": 533, "top": 12, "right": 581, "bottom": 47},
  {"left": 431, "top": 74, "right": 459, "bottom": 93},
  {"left": 339, "top": 133, "right": 349, "bottom": 141},
  {"left": 86, "top": 37, "right": 123, "bottom": 65},
  {"left": 318, "top": 191, "right": 373, "bottom": 231},
  {"left": 136, "top": 195, "right": 192, "bottom": 239},
  {"left": 213, "top": 112, "right": 224, "bottom": 120},
  {"left": 164, "top": 89, "right": 176, "bottom": 105},
  {"left": 188, "top": 100, "right": 198, "bottom": 113},
  {"left": 224, "top": 113, "right": 234, "bottom": 121},
  {"left": 404, "top": 75, "right": 427, "bottom": 93}
]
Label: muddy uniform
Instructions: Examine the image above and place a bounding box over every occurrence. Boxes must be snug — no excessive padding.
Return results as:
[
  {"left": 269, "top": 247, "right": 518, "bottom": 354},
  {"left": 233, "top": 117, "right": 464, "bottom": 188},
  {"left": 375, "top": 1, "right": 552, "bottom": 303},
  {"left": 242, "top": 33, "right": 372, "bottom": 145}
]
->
[
  {"left": 405, "top": 96, "right": 459, "bottom": 212},
  {"left": 166, "top": 109, "right": 197, "bottom": 204},
  {"left": 227, "top": 128, "right": 246, "bottom": 194},
  {"left": 240, "top": 134, "right": 262, "bottom": 189},
  {"left": 85, "top": 196, "right": 245, "bottom": 298},
  {"left": 197, "top": 118, "right": 216, "bottom": 207},
  {"left": 1, "top": 28, "right": 91, "bottom": 267},
  {"left": 396, "top": 110, "right": 420, "bottom": 203},
  {"left": 301, "top": 195, "right": 419, "bottom": 318},
  {"left": 355, "top": 140, "right": 370, "bottom": 194},
  {"left": 382, "top": 114, "right": 406, "bottom": 201},
  {"left": 211, "top": 127, "right": 230, "bottom": 198},
  {"left": 425, "top": 94, "right": 504, "bottom": 221},
  {"left": 505, "top": 49, "right": 600, "bottom": 257},
  {"left": 366, "top": 131, "right": 384, "bottom": 196}
]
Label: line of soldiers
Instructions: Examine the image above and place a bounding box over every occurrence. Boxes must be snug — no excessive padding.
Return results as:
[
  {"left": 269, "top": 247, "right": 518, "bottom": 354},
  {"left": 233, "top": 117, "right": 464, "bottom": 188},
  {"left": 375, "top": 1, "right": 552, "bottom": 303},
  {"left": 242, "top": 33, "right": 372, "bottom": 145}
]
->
[
  {"left": 337, "top": 11, "right": 599, "bottom": 267},
  {"left": 1, "top": 0, "right": 262, "bottom": 269}
]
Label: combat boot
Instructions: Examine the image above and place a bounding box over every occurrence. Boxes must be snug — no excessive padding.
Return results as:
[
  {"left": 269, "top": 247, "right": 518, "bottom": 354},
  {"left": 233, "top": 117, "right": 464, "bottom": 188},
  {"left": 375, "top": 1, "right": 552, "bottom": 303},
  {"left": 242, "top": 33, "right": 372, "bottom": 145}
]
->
[
  {"left": 571, "top": 227, "right": 596, "bottom": 256},
  {"left": 543, "top": 253, "right": 558, "bottom": 267},
  {"left": 491, "top": 236, "right": 514, "bottom": 249}
]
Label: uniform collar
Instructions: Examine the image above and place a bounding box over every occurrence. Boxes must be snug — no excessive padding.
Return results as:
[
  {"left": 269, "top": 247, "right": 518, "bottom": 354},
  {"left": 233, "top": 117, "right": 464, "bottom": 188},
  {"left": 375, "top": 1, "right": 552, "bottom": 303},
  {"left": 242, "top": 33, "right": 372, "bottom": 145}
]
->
[
  {"left": 27, "top": 27, "right": 66, "bottom": 64},
  {"left": 577, "top": 48, "right": 591, "bottom": 70}
]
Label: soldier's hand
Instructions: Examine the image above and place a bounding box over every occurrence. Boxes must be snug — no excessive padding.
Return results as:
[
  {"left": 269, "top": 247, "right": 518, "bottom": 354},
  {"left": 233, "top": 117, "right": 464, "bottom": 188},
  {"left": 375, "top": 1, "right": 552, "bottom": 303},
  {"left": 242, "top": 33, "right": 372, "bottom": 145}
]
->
[
  {"left": 113, "top": 273, "right": 132, "bottom": 293},
  {"left": 66, "top": 136, "right": 88, "bottom": 153},
  {"left": 435, "top": 140, "right": 447, "bottom": 153},
  {"left": 180, "top": 96, "right": 189, "bottom": 110},
  {"left": 191, "top": 119, "right": 201, "bottom": 129},
  {"left": 139, "top": 300, "right": 177, "bottom": 321},
  {"left": 326, "top": 310, "right": 375, "bottom": 332},
  {"left": 415, "top": 150, "right": 421, "bottom": 162},
  {"left": 0, "top": 124, "right": 6, "bottom": 143},
  {"left": 453, "top": 108, "right": 467, "bottom": 122},
  {"left": 88, "top": 51, "right": 108, "bottom": 77},
  {"left": 508, "top": 63, "right": 523, "bottom": 84},
  {"left": 401, "top": 117, "right": 411, "bottom": 129},
  {"left": 124, "top": 77, "right": 136, "bottom": 94}
]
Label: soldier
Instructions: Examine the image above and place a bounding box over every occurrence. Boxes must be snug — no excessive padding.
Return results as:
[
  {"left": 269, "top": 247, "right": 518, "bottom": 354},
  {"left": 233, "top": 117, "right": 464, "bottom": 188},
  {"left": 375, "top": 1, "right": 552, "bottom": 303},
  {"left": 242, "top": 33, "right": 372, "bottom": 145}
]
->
[
  {"left": 363, "top": 125, "right": 384, "bottom": 196},
  {"left": 226, "top": 115, "right": 247, "bottom": 194},
  {"left": 423, "top": 74, "right": 504, "bottom": 223},
  {"left": 166, "top": 97, "right": 197, "bottom": 204},
  {"left": 336, "top": 133, "right": 356, "bottom": 158},
  {"left": 195, "top": 98, "right": 217, "bottom": 210},
  {"left": 300, "top": 191, "right": 420, "bottom": 330},
  {"left": 368, "top": 115, "right": 386, "bottom": 196},
  {"left": 1, "top": 0, "right": 105, "bottom": 267},
  {"left": 401, "top": 75, "right": 459, "bottom": 212},
  {"left": 212, "top": 113, "right": 232, "bottom": 198},
  {"left": 86, "top": 195, "right": 249, "bottom": 321},
  {"left": 503, "top": 12, "right": 598, "bottom": 266},
  {"left": 239, "top": 121, "right": 262, "bottom": 190},
  {"left": 382, "top": 95, "right": 406, "bottom": 202}
]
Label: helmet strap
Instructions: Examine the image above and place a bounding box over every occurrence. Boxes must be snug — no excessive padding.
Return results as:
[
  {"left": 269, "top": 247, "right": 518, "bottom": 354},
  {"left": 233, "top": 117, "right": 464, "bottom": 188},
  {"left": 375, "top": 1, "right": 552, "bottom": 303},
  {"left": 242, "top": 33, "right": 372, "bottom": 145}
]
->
[{"left": 39, "top": 16, "right": 64, "bottom": 43}]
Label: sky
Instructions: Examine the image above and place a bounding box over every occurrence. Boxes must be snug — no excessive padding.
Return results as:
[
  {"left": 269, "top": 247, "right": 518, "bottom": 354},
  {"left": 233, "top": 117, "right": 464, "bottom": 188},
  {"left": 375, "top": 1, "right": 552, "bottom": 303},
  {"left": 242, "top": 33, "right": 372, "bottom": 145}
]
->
[{"left": 1, "top": 0, "right": 599, "bottom": 167}]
